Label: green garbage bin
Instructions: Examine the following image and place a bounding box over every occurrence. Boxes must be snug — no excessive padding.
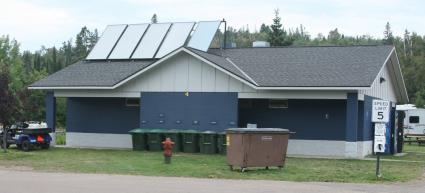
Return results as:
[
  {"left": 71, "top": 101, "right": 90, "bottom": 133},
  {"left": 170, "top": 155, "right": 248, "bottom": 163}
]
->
[
  {"left": 217, "top": 132, "right": 227, "bottom": 154},
  {"left": 129, "top": 128, "right": 149, "bottom": 151},
  {"left": 163, "top": 129, "right": 182, "bottom": 152},
  {"left": 147, "top": 129, "right": 165, "bottom": 151},
  {"left": 181, "top": 130, "right": 200, "bottom": 153},
  {"left": 199, "top": 131, "right": 218, "bottom": 154}
]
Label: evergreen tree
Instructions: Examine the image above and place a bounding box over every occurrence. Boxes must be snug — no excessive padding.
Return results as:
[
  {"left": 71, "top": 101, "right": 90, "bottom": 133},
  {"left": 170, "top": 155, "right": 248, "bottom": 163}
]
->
[
  {"left": 151, "top": 14, "right": 158, "bottom": 23},
  {"left": 383, "top": 22, "right": 394, "bottom": 45},
  {"left": 260, "top": 23, "right": 271, "bottom": 34},
  {"left": 328, "top": 28, "right": 342, "bottom": 44},
  {"left": 267, "top": 9, "right": 293, "bottom": 46},
  {"left": 415, "top": 89, "right": 425, "bottom": 108},
  {"left": 267, "top": 9, "right": 285, "bottom": 46}
]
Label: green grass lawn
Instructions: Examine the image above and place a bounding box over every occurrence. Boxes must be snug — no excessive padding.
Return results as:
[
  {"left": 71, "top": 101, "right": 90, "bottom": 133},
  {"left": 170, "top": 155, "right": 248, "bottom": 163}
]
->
[
  {"left": 0, "top": 144, "right": 424, "bottom": 183},
  {"left": 55, "top": 132, "right": 66, "bottom": 145},
  {"left": 368, "top": 144, "right": 425, "bottom": 162}
]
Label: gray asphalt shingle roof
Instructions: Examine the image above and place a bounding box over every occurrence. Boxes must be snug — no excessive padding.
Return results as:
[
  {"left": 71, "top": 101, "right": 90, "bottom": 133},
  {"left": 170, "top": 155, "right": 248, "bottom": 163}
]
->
[
  {"left": 30, "top": 45, "right": 394, "bottom": 88},
  {"left": 206, "top": 45, "right": 394, "bottom": 87},
  {"left": 186, "top": 48, "right": 253, "bottom": 83},
  {"left": 30, "top": 60, "right": 155, "bottom": 87}
]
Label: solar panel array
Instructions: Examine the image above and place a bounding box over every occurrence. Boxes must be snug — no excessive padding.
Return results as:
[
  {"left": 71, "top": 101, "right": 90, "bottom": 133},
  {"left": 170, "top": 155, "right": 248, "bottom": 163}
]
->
[
  {"left": 86, "top": 21, "right": 221, "bottom": 60},
  {"left": 187, "top": 21, "right": 221, "bottom": 52},
  {"left": 86, "top": 24, "right": 127, "bottom": 60},
  {"left": 156, "top": 22, "right": 195, "bottom": 58},
  {"left": 109, "top": 24, "right": 149, "bottom": 59},
  {"left": 132, "top": 23, "right": 172, "bottom": 59}
]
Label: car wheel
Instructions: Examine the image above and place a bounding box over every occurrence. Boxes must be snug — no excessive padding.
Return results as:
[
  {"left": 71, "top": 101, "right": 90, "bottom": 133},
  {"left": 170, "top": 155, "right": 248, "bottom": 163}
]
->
[{"left": 21, "top": 140, "right": 32, "bottom": 152}]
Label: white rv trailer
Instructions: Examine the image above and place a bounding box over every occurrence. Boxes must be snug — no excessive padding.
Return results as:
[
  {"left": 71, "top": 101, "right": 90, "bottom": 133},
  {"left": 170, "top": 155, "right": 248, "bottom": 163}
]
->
[{"left": 403, "top": 108, "right": 425, "bottom": 137}]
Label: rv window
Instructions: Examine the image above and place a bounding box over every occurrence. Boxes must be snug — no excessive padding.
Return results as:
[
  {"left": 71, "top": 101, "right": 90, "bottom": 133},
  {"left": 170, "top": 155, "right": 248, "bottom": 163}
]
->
[
  {"left": 409, "top": 116, "right": 420, "bottom": 124},
  {"left": 126, "top": 98, "right": 140, "bottom": 107},
  {"left": 269, "top": 100, "right": 288, "bottom": 109}
]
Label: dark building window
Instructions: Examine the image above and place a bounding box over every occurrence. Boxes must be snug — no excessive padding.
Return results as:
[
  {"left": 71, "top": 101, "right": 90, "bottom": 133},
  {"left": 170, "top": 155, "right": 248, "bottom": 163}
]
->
[
  {"left": 409, "top": 116, "right": 420, "bottom": 124},
  {"left": 126, "top": 98, "right": 140, "bottom": 107},
  {"left": 269, "top": 99, "right": 288, "bottom": 109}
]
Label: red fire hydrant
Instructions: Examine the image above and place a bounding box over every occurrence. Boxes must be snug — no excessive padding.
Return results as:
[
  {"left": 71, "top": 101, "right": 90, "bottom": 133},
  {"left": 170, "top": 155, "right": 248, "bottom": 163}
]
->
[{"left": 162, "top": 137, "right": 174, "bottom": 164}]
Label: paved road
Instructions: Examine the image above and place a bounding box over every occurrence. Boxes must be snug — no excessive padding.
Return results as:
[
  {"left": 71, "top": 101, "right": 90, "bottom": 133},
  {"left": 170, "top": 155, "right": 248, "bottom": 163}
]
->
[{"left": 0, "top": 169, "right": 423, "bottom": 193}]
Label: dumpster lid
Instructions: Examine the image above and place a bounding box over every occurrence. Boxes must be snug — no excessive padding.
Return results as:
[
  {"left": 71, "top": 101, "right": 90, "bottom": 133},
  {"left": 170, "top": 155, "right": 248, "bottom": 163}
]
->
[
  {"left": 128, "top": 128, "right": 150, "bottom": 133},
  {"left": 226, "top": 128, "right": 290, "bottom": 133},
  {"left": 146, "top": 129, "right": 164, "bottom": 133},
  {"left": 163, "top": 129, "right": 181, "bottom": 133},
  {"left": 201, "top": 130, "right": 217, "bottom": 134}
]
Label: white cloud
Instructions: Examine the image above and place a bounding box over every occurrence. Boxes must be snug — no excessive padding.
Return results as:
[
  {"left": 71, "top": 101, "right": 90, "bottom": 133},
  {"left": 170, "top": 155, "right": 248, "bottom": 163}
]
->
[{"left": 0, "top": 0, "right": 77, "bottom": 51}]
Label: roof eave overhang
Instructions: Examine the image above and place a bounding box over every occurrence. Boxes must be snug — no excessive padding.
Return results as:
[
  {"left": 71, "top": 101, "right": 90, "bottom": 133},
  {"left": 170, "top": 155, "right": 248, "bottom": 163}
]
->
[
  {"left": 256, "top": 86, "right": 370, "bottom": 90},
  {"left": 392, "top": 49, "right": 409, "bottom": 103},
  {"left": 28, "top": 86, "right": 114, "bottom": 90}
]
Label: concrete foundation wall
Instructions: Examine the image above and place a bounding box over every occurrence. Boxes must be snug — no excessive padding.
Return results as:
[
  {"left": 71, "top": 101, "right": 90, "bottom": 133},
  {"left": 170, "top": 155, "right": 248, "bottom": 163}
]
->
[
  {"left": 66, "top": 132, "right": 132, "bottom": 149},
  {"left": 65, "top": 132, "right": 372, "bottom": 158}
]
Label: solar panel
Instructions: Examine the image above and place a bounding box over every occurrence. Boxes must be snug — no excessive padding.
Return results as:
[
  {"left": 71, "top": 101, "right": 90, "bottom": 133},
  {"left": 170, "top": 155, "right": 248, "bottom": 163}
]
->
[
  {"left": 131, "top": 23, "right": 171, "bottom": 59},
  {"left": 86, "top": 24, "right": 127, "bottom": 60},
  {"left": 187, "top": 21, "right": 221, "bottom": 51},
  {"left": 155, "top": 22, "right": 195, "bottom": 58},
  {"left": 108, "top": 24, "right": 149, "bottom": 59}
]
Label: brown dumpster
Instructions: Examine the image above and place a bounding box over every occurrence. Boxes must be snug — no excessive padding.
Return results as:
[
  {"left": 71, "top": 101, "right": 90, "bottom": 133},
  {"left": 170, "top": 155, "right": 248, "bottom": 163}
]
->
[{"left": 226, "top": 128, "right": 290, "bottom": 172}]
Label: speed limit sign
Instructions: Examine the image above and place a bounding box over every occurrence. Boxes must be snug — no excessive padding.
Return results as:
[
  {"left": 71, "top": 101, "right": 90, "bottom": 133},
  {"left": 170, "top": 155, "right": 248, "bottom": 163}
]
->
[{"left": 372, "top": 100, "right": 390, "bottom": 123}]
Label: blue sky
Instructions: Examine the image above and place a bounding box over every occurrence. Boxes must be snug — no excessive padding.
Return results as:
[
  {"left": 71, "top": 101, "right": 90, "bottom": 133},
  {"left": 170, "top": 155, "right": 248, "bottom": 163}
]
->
[{"left": 0, "top": 0, "right": 423, "bottom": 51}]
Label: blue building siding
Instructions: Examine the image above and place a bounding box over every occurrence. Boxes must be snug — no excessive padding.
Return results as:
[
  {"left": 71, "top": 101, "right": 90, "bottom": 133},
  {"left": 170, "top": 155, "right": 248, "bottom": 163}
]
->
[
  {"left": 64, "top": 93, "right": 379, "bottom": 142},
  {"left": 346, "top": 93, "right": 358, "bottom": 142},
  {"left": 238, "top": 99, "right": 347, "bottom": 140},
  {"left": 139, "top": 92, "right": 238, "bottom": 131},
  {"left": 67, "top": 98, "right": 139, "bottom": 134},
  {"left": 45, "top": 91, "right": 56, "bottom": 131},
  {"left": 359, "top": 95, "right": 374, "bottom": 141}
]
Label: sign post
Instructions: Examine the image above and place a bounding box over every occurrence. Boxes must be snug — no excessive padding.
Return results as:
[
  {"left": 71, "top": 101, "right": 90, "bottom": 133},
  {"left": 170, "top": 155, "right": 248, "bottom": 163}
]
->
[{"left": 372, "top": 100, "right": 390, "bottom": 179}]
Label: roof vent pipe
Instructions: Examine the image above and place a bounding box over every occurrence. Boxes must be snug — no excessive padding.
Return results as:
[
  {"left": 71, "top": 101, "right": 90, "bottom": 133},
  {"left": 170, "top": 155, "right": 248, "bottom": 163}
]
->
[{"left": 252, "top": 41, "right": 270, "bottom": 48}]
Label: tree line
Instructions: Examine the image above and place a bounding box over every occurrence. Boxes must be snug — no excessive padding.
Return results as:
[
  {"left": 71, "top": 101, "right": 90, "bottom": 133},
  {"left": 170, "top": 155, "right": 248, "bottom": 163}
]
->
[
  {"left": 1, "top": 12, "right": 425, "bottom": 129},
  {"left": 0, "top": 27, "right": 98, "bottom": 128}
]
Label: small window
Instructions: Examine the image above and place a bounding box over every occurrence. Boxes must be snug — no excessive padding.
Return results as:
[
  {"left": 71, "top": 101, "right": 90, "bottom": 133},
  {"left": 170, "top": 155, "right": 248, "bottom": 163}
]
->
[
  {"left": 126, "top": 98, "right": 140, "bottom": 107},
  {"left": 269, "top": 99, "right": 288, "bottom": 109},
  {"left": 409, "top": 116, "right": 420, "bottom": 124}
]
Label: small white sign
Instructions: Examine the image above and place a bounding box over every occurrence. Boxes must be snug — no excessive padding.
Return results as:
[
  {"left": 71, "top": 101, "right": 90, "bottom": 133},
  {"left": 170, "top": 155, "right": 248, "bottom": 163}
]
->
[
  {"left": 374, "top": 135, "right": 386, "bottom": 153},
  {"left": 374, "top": 123, "right": 386, "bottom": 136},
  {"left": 372, "top": 100, "right": 390, "bottom": 123}
]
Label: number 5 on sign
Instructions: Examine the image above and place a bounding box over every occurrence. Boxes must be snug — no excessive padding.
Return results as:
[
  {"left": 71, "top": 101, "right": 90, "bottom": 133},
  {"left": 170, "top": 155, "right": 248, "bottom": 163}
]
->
[{"left": 372, "top": 100, "right": 390, "bottom": 123}]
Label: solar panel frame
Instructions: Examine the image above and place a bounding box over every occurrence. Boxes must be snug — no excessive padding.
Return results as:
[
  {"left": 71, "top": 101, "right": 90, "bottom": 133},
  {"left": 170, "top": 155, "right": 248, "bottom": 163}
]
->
[
  {"left": 108, "top": 23, "right": 150, "bottom": 59},
  {"left": 86, "top": 24, "right": 127, "bottom": 60},
  {"left": 187, "top": 21, "right": 221, "bottom": 52},
  {"left": 155, "top": 22, "right": 195, "bottom": 58},
  {"left": 131, "top": 23, "right": 172, "bottom": 59}
]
